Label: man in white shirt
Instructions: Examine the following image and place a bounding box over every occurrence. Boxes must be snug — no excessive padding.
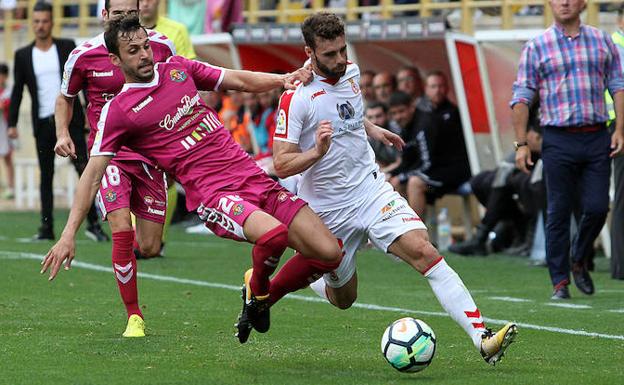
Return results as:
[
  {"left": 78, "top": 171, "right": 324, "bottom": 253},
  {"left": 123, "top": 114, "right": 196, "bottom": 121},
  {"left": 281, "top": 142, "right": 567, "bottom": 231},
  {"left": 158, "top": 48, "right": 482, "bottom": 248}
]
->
[
  {"left": 270, "top": 12, "right": 518, "bottom": 366},
  {"left": 8, "top": 1, "right": 107, "bottom": 241}
]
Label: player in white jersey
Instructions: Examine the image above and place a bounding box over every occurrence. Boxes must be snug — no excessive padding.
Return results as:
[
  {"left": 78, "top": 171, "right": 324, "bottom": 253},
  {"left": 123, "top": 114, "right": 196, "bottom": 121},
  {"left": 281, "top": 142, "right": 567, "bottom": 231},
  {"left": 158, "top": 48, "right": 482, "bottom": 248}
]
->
[{"left": 271, "top": 13, "right": 518, "bottom": 365}]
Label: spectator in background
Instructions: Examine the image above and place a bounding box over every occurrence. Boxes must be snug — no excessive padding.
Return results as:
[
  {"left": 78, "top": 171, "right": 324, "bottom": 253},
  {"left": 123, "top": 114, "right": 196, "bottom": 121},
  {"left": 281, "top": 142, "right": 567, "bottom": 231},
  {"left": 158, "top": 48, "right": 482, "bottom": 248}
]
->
[
  {"left": 387, "top": 91, "right": 431, "bottom": 216},
  {"left": 0, "top": 63, "right": 15, "bottom": 199},
  {"left": 220, "top": 91, "right": 252, "bottom": 153},
  {"left": 390, "top": 71, "right": 471, "bottom": 217},
  {"left": 372, "top": 72, "right": 396, "bottom": 106},
  {"left": 397, "top": 65, "right": 423, "bottom": 104},
  {"left": 140, "top": 0, "right": 196, "bottom": 59},
  {"left": 450, "top": 124, "right": 544, "bottom": 257},
  {"left": 360, "top": 69, "right": 376, "bottom": 107},
  {"left": 8, "top": 2, "right": 106, "bottom": 241},
  {"left": 365, "top": 102, "right": 400, "bottom": 171},
  {"left": 610, "top": 3, "right": 624, "bottom": 280},
  {"left": 511, "top": 0, "right": 624, "bottom": 299}
]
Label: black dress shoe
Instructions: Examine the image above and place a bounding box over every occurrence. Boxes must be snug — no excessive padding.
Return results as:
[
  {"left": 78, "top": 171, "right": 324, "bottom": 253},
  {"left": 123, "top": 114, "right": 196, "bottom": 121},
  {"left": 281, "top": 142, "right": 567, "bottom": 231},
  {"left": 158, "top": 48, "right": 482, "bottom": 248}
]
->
[
  {"left": 33, "top": 225, "right": 55, "bottom": 241},
  {"left": 572, "top": 263, "right": 595, "bottom": 295},
  {"left": 85, "top": 223, "right": 110, "bottom": 242},
  {"left": 551, "top": 285, "right": 571, "bottom": 300}
]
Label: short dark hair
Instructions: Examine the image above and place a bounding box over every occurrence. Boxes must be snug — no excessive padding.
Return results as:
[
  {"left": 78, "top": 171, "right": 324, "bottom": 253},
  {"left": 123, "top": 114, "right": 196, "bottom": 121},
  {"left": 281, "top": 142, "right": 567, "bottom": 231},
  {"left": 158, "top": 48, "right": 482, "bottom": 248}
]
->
[
  {"left": 104, "top": 15, "right": 146, "bottom": 57},
  {"left": 0, "top": 63, "right": 8, "bottom": 76},
  {"left": 388, "top": 91, "right": 413, "bottom": 108},
  {"left": 33, "top": 1, "right": 52, "bottom": 14},
  {"left": 104, "top": 0, "right": 140, "bottom": 11},
  {"left": 366, "top": 101, "right": 387, "bottom": 113},
  {"left": 619, "top": 3, "right": 624, "bottom": 16},
  {"left": 301, "top": 12, "right": 345, "bottom": 50},
  {"left": 399, "top": 66, "right": 420, "bottom": 76},
  {"left": 425, "top": 69, "right": 446, "bottom": 81},
  {"left": 362, "top": 69, "right": 376, "bottom": 78}
]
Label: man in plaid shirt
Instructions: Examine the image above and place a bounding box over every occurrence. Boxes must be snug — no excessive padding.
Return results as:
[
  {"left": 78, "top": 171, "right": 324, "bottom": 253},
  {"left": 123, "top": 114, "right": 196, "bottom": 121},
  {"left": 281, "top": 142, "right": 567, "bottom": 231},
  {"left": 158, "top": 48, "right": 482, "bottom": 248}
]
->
[{"left": 511, "top": 0, "right": 624, "bottom": 299}]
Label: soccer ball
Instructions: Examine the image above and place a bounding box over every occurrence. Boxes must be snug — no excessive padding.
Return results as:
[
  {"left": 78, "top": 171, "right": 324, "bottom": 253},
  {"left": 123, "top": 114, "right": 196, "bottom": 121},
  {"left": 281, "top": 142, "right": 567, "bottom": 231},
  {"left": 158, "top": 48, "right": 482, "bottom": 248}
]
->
[{"left": 381, "top": 317, "right": 437, "bottom": 373}]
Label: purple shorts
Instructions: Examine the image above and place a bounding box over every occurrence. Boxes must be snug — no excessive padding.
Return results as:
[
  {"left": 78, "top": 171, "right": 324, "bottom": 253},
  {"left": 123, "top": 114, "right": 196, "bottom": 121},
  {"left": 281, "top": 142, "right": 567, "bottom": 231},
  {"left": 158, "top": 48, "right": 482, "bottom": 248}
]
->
[
  {"left": 95, "top": 159, "right": 167, "bottom": 224},
  {"left": 197, "top": 183, "right": 307, "bottom": 242}
]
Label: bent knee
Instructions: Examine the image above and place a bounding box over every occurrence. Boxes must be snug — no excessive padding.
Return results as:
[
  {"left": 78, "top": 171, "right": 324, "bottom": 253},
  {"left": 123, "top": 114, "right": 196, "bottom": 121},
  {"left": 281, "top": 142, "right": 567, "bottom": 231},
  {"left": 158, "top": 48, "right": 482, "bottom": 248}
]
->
[
  {"left": 329, "top": 289, "right": 357, "bottom": 310},
  {"left": 138, "top": 241, "right": 162, "bottom": 257},
  {"left": 320, "top": 241, "right": 343, "bottom": 264},
  {"left": 334, "top": 297, "right": 356, "bottom": 310}
]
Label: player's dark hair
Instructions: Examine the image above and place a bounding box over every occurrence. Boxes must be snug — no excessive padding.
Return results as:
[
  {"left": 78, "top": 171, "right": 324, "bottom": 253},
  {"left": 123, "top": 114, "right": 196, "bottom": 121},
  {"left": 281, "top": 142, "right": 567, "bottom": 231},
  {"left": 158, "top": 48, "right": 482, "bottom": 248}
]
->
[
  {"left": 619, "top": 3, "right": 624, "bottom": 16},
  {"left": 301, "top": 12, "right": 345, "bottom": 50},
  {"left": 33, "top": 1, "right": 52, "bottom": 15},
  {"left": 0, "top": 63, "right": 8, "bottom": 76},
  {"left": 104, "top": 0, "right": 140, "bottom": 11},
  {"left": 104, "top": 15, "right": 146, "bottom": 57},
  {"left": 388, "top": 91, "right": 413, "bottom": 108},
  {"left": 366, "top": 101, "right": 387, "bottom": 113}
]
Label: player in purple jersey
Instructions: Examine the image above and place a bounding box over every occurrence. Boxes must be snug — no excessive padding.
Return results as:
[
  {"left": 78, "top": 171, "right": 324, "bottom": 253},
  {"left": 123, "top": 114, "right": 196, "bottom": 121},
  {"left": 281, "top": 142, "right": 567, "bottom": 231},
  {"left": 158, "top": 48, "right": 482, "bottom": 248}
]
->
[
  {"left": 53, "top": 0, "right": 176, "bottom": 338},
  {"left": 41, "top": 16, "right": 343, "bottom": 343}
]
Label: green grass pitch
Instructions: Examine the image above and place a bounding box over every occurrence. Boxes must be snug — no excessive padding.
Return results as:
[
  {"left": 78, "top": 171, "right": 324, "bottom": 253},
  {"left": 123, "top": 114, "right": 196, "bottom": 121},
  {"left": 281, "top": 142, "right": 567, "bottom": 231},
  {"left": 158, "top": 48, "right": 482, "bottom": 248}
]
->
[{"left": 1, "top": 210, "right": 623, "bottom": 384}]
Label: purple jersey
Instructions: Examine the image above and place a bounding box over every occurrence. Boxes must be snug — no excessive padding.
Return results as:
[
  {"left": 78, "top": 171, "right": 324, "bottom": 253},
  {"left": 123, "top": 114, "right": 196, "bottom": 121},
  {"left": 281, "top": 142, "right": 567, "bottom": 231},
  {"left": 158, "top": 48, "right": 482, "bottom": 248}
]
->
[
  {"left": 93, "top": 56, "right": 271, "bottom": 211},
  {"left": 61, "top": 31, "right": 175, "bottom": 163}
]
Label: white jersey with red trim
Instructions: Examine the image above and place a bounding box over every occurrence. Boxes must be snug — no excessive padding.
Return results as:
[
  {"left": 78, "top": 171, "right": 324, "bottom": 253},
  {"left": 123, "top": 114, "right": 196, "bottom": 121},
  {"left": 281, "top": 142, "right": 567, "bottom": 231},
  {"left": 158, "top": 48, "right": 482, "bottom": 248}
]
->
[{"left": 274, "top": 62, "right": 381, "bottom": 211}]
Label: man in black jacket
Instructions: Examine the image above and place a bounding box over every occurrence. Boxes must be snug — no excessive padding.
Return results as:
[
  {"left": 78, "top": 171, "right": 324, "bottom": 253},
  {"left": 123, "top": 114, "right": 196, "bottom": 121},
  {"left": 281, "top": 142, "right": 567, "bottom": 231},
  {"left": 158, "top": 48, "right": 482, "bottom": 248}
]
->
[
  {"left": 8, "top": 2, "right": 107, "bottom": 241},
  {"left": 389, "top": 72, "right": 471, "bottom": 217}
]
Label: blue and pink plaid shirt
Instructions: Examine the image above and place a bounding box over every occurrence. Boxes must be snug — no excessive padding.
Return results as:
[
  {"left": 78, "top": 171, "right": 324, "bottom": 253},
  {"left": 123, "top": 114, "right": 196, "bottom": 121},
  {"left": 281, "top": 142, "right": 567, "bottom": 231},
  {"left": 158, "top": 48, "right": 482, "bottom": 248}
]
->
[{"left": 510, "top": 24, "right": 624, "bottom": 127}]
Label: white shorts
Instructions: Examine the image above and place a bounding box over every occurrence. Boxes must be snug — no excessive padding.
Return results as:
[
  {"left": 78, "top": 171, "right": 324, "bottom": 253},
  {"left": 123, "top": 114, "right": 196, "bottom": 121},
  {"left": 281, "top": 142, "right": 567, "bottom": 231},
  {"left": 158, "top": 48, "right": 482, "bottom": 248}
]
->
[{"left": 317, "top": 181, "right": 427, "bottom": 288}]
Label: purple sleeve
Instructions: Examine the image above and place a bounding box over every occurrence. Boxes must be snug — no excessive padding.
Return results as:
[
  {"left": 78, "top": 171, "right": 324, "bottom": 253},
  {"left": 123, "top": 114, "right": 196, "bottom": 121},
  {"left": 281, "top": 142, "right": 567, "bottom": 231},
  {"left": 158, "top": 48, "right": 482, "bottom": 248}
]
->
[
  {"left": 510, "top": 41, "right": 539, "bottom": 108},
  {"left": 61, "top": 49, "right": 85, "bottom": 97},
  {"left": 91, "top": 101, "right": 129, "bottom": 156},
  {"left": 185, "top": 57, "right": 225, "bottom": 91}
]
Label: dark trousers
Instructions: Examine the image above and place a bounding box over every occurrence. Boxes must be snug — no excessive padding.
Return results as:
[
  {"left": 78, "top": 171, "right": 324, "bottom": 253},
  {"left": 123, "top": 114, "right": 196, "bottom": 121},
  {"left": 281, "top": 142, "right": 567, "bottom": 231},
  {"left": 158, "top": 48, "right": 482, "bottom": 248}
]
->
[
  {"left": 611, "top": 154, "right": 624, "bottom": 279},
  {"left": 542, "top": 127, "right": 611, "bottom": 286},
  {"left": 34, "top": 116, "right": 98, "bottom": 228}
]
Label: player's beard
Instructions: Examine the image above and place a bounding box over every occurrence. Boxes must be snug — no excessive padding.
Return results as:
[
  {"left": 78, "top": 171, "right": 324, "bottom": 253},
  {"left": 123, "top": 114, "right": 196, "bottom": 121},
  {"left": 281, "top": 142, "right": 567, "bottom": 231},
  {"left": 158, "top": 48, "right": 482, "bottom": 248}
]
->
[
  {"left": 313, "top": 53, "right": 346, "bottom": 79},
  {"left": 132, "top": 60, "right": 155, "bottom": 82}
]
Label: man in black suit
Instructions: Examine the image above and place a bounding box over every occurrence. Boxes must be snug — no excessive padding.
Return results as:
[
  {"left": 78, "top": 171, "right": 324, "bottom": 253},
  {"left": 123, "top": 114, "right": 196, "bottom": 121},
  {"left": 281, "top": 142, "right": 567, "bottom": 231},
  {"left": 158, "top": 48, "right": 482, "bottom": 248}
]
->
[{"left": 8, "top": 1, "right": 108, "bottom": 241}]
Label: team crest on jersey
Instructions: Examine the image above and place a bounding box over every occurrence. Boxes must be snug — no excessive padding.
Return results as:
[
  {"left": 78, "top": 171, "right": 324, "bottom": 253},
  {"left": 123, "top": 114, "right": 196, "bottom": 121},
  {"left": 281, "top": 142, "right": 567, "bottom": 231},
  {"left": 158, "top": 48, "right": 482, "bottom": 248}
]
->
[
  {"left": 348, "top": 78, "right": 360, "bottom": 94},
  {"left": 170, "top": 69, "right": 187, "bottom": 82},
  {"left": 336, "top": 101, "right": 356, "bottom": 120},
  {"left": 277, "top": 191, "right": 288, "bottom": 202},
  {"left": 276, "top": 109, "right": 287, "bottom": 135},
  {"left": 144, "top": 195, "right": 154, "bottom": 205},
  {"left": 232, "top": 203, "right": 245, "bottom": 216},
  {"left": 105, "top": 190, "right": 117, "bottom": 203}
]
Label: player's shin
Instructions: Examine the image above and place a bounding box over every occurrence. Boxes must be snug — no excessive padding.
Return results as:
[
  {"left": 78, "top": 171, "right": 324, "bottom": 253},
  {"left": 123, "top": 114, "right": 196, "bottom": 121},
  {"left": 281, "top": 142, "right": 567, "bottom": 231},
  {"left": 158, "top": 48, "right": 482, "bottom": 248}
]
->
[
  {"left": 250, "top": 224, "right": 289, "bottom": 297},
  {"left": 423, "top": 257, "right": 486, "bottom": 349},
  {"left": 268, "top": 252, "right": 342, "bottom": 304},
  {"left": 112, "top": 230, "right": 143, "bottom": 319}
]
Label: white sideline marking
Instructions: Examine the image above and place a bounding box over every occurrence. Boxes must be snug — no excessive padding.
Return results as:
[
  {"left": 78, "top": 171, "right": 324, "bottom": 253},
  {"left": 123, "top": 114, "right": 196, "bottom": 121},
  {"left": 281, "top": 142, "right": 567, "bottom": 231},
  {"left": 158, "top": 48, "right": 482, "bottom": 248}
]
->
[
  {"left": 608, "top": 309, "right": 624, "bottom": 313},
  {"left": 487, "top": 296, "right": 533, "bottom": 303},
  {"left": 545, "top": 303, "right": 592, "bottom": 310},
  {"left": 3, "top": 251, "right": 624, "bottom": 341}
]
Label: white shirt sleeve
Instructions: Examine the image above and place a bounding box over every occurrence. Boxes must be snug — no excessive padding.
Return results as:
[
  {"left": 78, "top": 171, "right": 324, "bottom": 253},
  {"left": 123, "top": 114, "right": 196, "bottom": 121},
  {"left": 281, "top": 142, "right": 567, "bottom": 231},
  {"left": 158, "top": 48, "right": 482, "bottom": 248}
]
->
[{"left": 273, "top": 89, "right": 309, "bottom": 145}]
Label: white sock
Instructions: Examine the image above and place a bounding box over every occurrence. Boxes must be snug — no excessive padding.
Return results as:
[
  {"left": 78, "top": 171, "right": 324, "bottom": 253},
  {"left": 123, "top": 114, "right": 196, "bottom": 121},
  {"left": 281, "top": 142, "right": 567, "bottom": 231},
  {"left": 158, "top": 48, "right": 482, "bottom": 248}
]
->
[
  {"left": 309, "top": 278, "right": 329, "bottom": 301},
  {"left": 424, "top": 258, "right": 486, "bottom": 349}
]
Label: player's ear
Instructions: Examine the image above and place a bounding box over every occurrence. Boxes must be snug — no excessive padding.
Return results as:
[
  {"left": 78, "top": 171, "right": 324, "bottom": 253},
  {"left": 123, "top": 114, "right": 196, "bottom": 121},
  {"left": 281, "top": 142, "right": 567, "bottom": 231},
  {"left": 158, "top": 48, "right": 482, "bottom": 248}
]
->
[
  {"left": 304, "top": 46, "right": 313, "bottom": 59},
  {"left": 109, "top": 53, "right": 121, "bottom": 67}
]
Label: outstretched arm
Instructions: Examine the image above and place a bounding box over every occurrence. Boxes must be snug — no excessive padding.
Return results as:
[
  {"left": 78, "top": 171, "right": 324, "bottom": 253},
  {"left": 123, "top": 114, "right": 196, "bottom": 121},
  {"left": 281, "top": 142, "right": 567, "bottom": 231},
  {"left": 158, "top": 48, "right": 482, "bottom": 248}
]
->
[
  {"left": 221, "top": 67, "right": 312, "bottom": 93},
  {"left": 40, "top": 155, "right": 111, "bottom": 281}
]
